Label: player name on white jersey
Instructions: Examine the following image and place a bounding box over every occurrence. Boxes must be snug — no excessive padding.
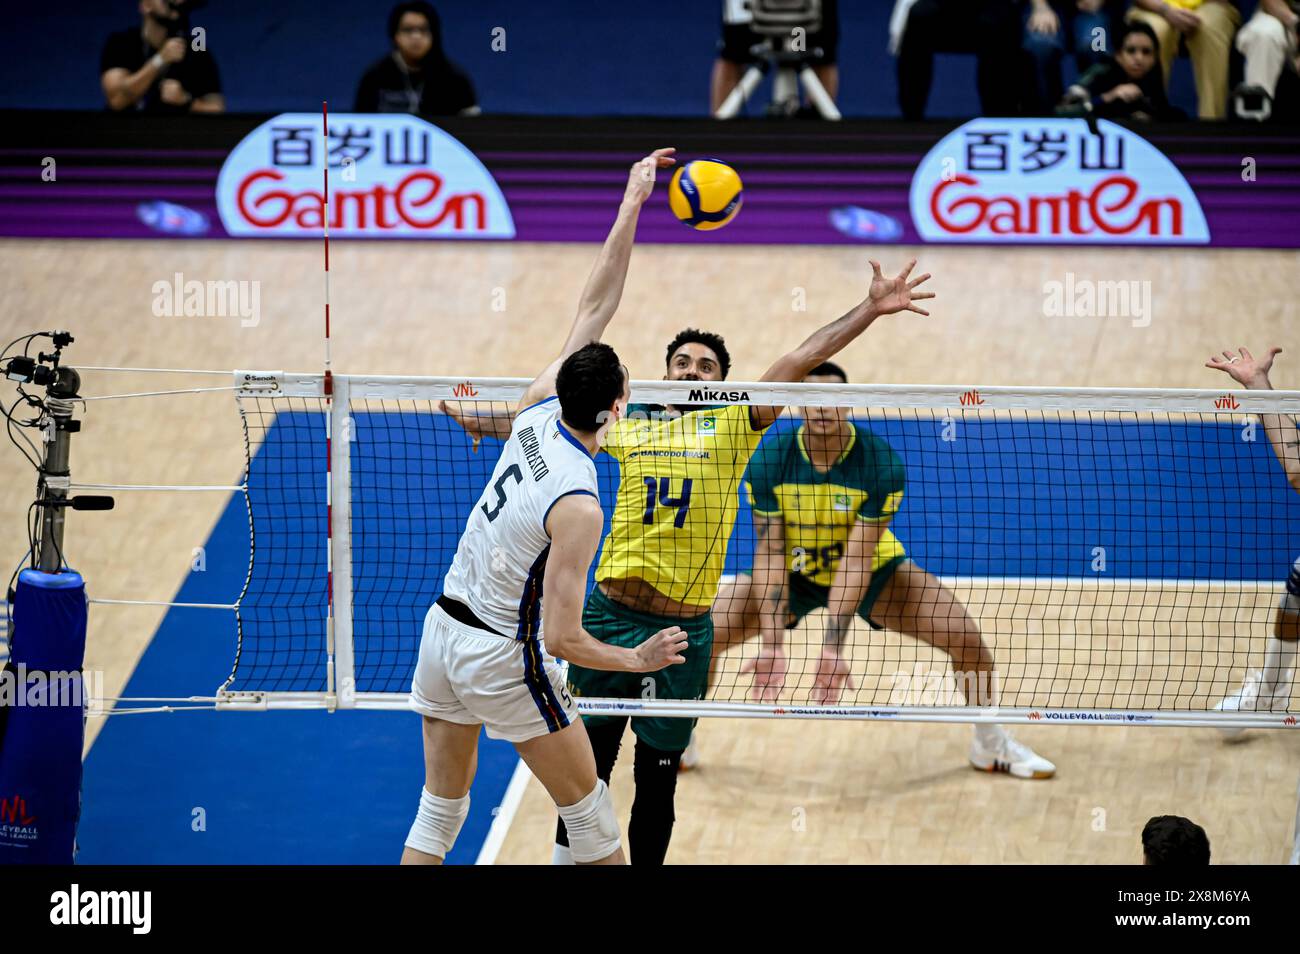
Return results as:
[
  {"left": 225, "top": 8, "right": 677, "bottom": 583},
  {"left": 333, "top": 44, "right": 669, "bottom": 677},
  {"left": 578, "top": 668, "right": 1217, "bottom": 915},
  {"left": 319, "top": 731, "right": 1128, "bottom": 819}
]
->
[{"left": 442, "top": 398, "right": 597, "bottom": 639}]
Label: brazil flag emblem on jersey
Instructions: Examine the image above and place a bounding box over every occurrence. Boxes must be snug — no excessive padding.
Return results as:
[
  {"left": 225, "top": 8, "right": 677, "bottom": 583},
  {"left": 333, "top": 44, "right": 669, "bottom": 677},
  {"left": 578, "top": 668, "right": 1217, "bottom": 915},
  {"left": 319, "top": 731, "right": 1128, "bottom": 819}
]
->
[{"left": 696, "top": 416, "right": 717, "bottom": 436}]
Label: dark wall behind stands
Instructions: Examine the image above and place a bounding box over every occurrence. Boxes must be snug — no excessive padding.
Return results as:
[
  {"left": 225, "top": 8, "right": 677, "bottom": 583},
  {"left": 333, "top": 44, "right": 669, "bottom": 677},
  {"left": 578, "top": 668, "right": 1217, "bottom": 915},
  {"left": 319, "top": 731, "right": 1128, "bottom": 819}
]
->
[{"left": 3, "top": 0, "right": 1201, "bottom": 118}]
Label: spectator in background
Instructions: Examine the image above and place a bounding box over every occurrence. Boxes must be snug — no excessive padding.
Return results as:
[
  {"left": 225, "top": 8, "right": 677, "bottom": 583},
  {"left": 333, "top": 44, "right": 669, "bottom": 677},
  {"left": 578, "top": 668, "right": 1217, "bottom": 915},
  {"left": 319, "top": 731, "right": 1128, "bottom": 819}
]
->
[
  {"left": 100, "top": 0, "right": 224, "bottom": 113},
  {"left": 1233, "top": 0, "right": 1300, "bottom": 119},
  {"left": 710, "top": 0, "right": 840, "bottom": 114},
  {"left": 1127, "top": 0, "right": 1245, "bottom": 119},
  {"left": 1142, "top": 815, "right": 1211, "bottom": 865},
  {"left": 1022, "top": 0, "right": 1127, "bottom": 112},
  {"left": 893, "top": 0, "right": 1023, "bottom": 119},
  {"left": 1057, "top": 20, "right": 1185, "bottom": 117},
  {"left": 355, "top": 2, "right": 479, "bottom": 117}
]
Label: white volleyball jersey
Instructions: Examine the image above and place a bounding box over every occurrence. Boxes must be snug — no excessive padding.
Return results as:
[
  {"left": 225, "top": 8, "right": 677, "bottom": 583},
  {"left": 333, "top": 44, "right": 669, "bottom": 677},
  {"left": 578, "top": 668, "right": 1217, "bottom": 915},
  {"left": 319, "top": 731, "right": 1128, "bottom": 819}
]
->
[{"left": 442, "top": 396, "right": 599, "bottom": 640}]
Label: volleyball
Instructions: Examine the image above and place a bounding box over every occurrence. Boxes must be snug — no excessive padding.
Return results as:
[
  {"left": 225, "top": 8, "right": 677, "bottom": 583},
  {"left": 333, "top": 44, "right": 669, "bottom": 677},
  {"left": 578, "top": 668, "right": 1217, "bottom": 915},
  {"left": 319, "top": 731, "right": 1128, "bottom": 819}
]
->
[{"left": 667, "top": 159, "right": 743, "bottom": 231}]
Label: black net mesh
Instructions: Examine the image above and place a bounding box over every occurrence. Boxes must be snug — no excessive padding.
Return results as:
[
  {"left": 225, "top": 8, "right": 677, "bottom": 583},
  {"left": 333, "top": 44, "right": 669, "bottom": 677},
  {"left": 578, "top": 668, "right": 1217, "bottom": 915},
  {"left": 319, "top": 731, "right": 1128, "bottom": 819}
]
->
[{"left": 232, "top": 387, "right": 1300, "bottom": 717}]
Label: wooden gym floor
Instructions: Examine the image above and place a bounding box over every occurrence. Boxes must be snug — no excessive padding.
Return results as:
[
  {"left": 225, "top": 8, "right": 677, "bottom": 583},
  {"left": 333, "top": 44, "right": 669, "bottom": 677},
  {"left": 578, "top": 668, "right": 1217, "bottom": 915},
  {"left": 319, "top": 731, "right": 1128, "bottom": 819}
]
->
[{"left": 0, "top": 238, "right": 1296, "bottom": 863}]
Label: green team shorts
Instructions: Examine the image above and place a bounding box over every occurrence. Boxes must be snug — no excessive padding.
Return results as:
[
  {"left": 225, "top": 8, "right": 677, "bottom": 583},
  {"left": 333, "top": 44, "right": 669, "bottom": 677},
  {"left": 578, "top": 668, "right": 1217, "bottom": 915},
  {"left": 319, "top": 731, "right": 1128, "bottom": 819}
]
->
[
  {"left": 565, "top": 586, "right": 713, "bottom": 753},
  {"left": 745, "top": 555, "right": 907, "bottom": 631}
]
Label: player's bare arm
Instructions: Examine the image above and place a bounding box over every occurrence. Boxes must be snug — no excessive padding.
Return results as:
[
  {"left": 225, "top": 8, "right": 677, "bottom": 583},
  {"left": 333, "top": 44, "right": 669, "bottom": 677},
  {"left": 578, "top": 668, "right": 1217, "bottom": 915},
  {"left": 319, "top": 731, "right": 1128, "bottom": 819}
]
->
[
  {"left": 812, "top": 517, "right": 888, "bottom": 705},
  {"left": 750, "top": 260, "right": 934, "bottom": 429},
  {"left": 438, "top": 149, "right": 675, "bottom": 439},
  {"left": 437, "top": 398, "right": 513, "bottom": 448},
  {"left": 1207, "top": 347, "right": 1300, "bottom": 494},
  {"left": 741, "top": 513, "right": 790, "bottom": 702},
  {"left": 543, "top": 494, "right": 688, "bottom": 672},
  {"left": 515, "top": 147, "right": 677, "bottom": 414}
]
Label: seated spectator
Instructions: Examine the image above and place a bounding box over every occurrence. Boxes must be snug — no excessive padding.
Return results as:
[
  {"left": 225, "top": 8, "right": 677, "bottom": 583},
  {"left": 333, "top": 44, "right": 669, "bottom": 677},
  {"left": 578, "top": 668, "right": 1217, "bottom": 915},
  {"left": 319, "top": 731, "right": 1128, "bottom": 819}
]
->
[
  {"left": 1142, "top": 815, "right": 1211, "bottom": 865},
  {"left": 1127, "top": 0, "right": 1245, "bottom": 119},
  {"left": 710, "top": 0, "right": 840, "bottom": 114},
  {"left": 894, "top": 0, "right": 1023, "bottom": 120},
  {"left": 355, "top": 2, "right": 479, "bottom": 117},
  {"left": 1233, "top": 0, "right": 1300, "bottom": 119},
  {"left": 1057, "top": 21, "right": 1186, "bottom": 118},
  {"left": 1023, "top": 0, "right": 1127, "bottom": 112},
  {"left": 100, "top": 0, "right": 224, "bottom": 113}
]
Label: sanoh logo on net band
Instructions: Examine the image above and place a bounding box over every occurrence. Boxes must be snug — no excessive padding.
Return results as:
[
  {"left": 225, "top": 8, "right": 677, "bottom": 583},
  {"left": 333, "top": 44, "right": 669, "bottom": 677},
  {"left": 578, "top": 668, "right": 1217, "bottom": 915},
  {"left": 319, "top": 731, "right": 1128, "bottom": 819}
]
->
[
  {"left": 909, "top": 119, "right": 1208, "bottom": 244},
  {"left": 217, "top": 114, "right": 515, "bottom": 239}
]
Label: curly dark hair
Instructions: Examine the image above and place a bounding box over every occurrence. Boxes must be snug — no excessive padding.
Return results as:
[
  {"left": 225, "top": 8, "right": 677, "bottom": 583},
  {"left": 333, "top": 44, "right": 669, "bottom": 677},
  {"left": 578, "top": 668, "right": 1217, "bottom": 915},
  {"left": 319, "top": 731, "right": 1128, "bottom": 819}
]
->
[{"left": 665, "top": 328, "right": 731, "bottom": 379}]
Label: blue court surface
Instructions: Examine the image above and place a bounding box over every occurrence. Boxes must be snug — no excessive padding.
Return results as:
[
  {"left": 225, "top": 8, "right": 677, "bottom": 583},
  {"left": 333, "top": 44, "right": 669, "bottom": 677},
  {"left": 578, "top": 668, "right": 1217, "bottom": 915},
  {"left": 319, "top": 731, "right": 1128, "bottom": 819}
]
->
[{"left": 77, "top": 412, "right": 1300, "bottom": 863}]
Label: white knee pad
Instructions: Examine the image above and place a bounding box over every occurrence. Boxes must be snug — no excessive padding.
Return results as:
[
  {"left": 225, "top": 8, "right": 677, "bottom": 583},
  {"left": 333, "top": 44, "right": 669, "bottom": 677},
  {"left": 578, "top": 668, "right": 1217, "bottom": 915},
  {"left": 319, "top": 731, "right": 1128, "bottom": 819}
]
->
[
  {"left": 405, "top": 788, "right": 469, "bottom": 859},
  {"left": 557, "top": 779, "right": 621, "bottom": 863}
]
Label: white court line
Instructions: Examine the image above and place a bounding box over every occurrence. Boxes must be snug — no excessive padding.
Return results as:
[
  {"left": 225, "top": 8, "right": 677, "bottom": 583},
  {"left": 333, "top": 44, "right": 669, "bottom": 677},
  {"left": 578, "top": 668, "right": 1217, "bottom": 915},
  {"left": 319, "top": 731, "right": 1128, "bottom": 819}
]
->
[{"left": 476, "top": 759, "right": 533, "bottom": 866}]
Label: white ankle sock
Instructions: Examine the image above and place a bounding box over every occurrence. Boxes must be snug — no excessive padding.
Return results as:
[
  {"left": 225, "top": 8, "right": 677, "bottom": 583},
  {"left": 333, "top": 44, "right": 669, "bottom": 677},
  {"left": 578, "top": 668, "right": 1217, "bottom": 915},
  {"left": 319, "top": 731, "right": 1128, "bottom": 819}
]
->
[{"left": 974, "top": 723, "right": 1004, "bottom": 749}]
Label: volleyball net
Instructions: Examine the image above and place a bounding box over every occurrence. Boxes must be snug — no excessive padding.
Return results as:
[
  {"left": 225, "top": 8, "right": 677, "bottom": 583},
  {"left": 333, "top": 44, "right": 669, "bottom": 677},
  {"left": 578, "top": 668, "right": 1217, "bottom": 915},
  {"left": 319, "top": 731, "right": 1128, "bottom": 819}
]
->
[{"left": 215, "top": 373, "right": 1300, "bottom": 728}]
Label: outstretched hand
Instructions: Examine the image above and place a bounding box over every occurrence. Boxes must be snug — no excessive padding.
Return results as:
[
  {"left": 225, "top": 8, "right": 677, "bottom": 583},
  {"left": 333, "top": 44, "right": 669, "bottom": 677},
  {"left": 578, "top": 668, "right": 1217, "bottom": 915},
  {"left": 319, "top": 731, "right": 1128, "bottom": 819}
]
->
[
  {"left": 634, "top": 625, "right": 689, "bottom": 672},
  {"left": 624, "top": 147, "right": 677, "bottom": 206},
  {"left": 1205, "top": 347, "right": 1280, "bottom": 390},
  {"left": 867, "top": 259, "right": 934, "bottom": 317},
  {"left": 809, "top": 647, "right": 855, "bottom": 706},
  {"left": 437, "top": 399, "right": 505, "bottom": 452},
  {"left": 740, "top": 645, "right": 788, "bottom": 703}
]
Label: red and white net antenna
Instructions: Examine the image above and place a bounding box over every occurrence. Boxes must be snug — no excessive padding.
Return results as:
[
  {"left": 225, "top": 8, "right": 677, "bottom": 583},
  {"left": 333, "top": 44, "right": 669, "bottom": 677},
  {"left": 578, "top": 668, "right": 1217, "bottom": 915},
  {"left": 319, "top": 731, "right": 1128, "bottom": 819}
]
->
[{"left": 322, "top": 100, "right": 337, "bottom": 708}]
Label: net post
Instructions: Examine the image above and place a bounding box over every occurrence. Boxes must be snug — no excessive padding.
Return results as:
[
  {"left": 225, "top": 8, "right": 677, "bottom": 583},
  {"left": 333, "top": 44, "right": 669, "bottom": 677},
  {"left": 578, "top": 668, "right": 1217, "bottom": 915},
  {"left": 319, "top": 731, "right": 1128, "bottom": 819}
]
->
[{"left": 330, "top": 375, "right": 356, "bottom": 708}]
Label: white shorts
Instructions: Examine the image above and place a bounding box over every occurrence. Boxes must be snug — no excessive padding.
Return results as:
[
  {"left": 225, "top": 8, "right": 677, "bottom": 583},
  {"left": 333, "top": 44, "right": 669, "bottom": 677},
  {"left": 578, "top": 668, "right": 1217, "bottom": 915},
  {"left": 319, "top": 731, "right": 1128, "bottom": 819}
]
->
[{"left": 409, "top": 603, "right": 578, "bottom": 743}]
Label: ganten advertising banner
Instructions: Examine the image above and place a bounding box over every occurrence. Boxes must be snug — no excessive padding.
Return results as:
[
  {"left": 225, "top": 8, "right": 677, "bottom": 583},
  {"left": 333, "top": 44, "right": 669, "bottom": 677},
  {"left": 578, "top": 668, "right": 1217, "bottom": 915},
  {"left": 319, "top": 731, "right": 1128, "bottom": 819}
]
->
[
  {"left": 216, "top": 113, "right": 515, "bottom": 239},
  {"left": 2, "top": 112, "right": 1293, "bottom": 247},
  {"left": 909, "top": 118, "right": 1209, "bottom": 244}
]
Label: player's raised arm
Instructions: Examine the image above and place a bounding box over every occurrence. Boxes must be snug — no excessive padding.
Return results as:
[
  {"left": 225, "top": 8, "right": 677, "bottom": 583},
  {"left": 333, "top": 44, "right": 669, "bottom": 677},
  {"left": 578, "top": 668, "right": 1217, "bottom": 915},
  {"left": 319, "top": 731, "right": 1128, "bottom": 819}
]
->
[
  {"left": 1206, "top": 347, "right": 1300, "bottom": 494},
  {"left": 543, "top": 494, "right": 688, "bottom": 673},
  {"left": 515, "top": 148, "right": 677, "bottom": 414},
  {"left": 749, "top": 260, "right": 933, "bottom": 430}
]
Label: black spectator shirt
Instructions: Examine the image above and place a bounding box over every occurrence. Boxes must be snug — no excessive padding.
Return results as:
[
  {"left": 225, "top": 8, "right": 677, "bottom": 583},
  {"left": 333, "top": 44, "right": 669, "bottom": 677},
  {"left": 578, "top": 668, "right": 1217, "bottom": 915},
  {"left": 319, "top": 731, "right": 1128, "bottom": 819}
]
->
[{"left": 100, "top": 27, "right": 222, "bottom": 113}]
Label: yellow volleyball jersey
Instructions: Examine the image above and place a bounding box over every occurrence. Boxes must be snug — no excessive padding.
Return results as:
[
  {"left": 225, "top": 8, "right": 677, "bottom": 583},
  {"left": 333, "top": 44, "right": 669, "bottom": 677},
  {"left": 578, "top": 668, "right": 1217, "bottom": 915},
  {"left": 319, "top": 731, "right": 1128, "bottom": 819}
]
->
[
  {"left": 746, "top": 423, "right": 906, "bottom": 587},
  {"left": 596, "top": 403, "right": 765, "bottom": 608}
]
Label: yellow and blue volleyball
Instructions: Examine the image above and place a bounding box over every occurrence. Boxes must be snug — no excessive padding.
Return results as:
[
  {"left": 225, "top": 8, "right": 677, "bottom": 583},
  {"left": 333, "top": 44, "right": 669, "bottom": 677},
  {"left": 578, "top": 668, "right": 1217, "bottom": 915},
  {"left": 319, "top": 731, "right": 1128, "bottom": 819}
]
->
[{"left": 667, "top": 159, "right": 743, "bottom": 231}]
